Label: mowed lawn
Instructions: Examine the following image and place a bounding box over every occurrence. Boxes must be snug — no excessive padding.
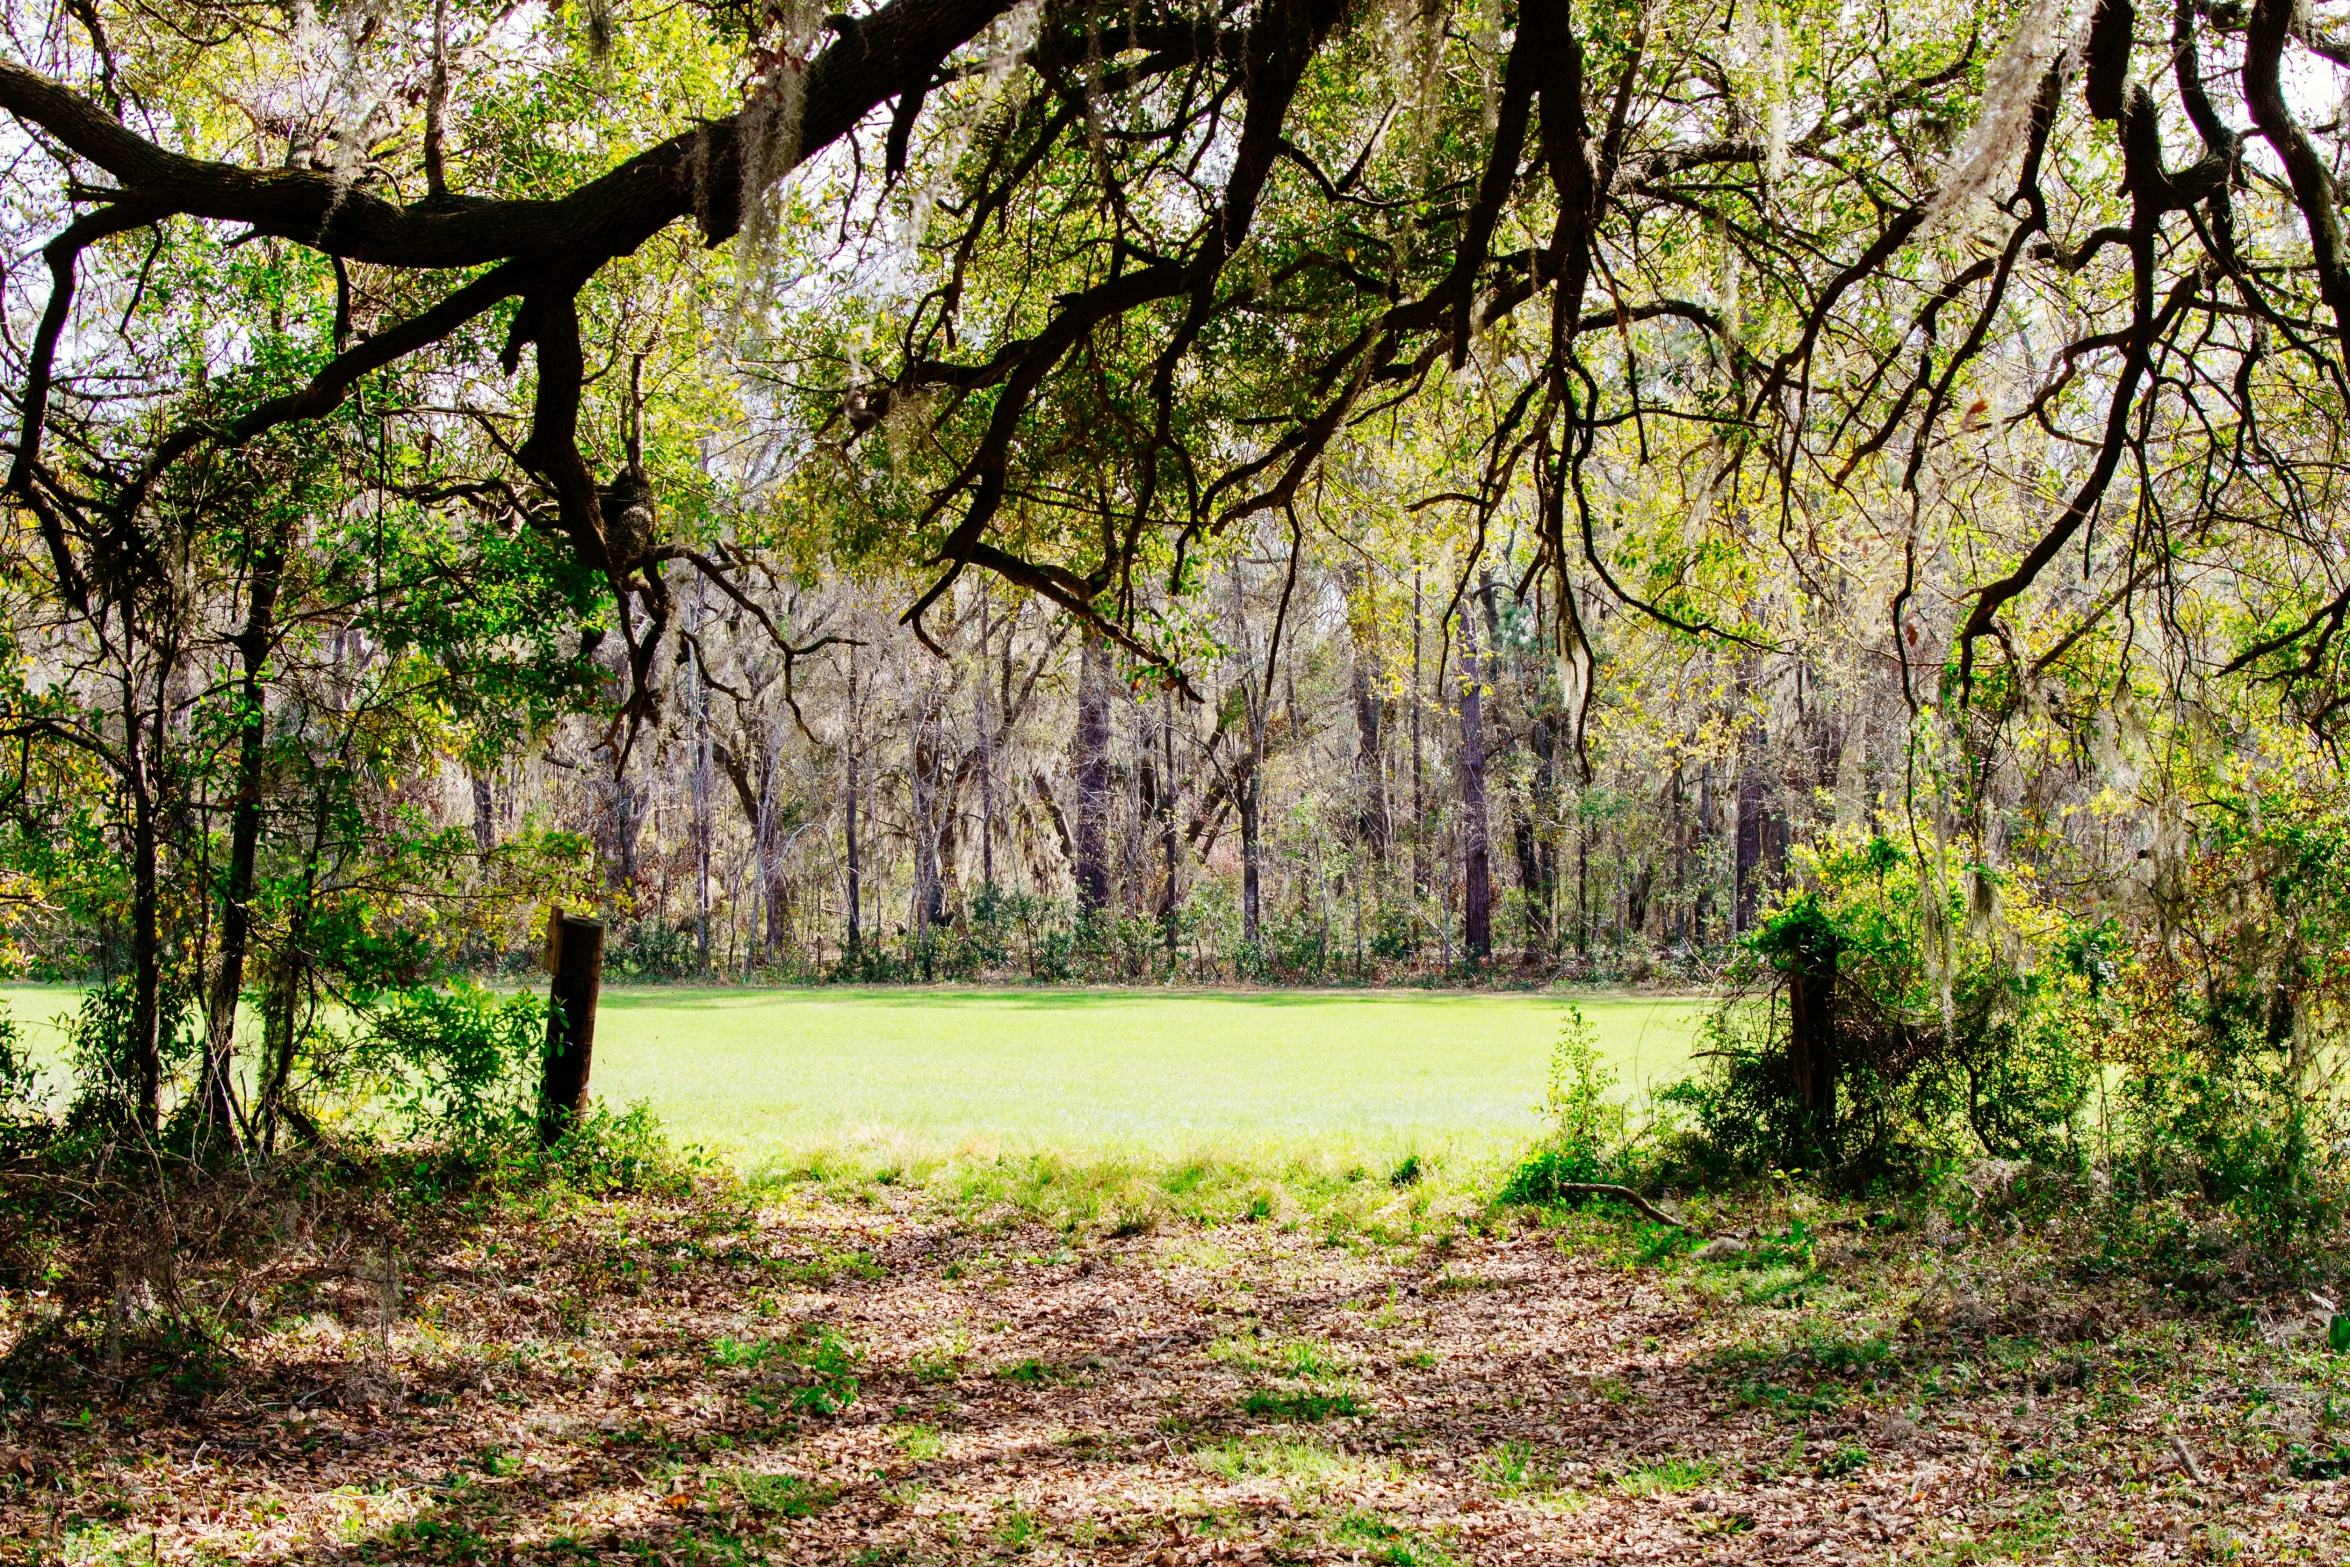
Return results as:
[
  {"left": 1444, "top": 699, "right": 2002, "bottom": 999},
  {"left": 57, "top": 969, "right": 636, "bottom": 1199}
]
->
[
  {"left": 588, "top": 987, "right": 1707, "bottom": 1172},
  {"left": 0, "top": 983, "right": 1711, "bottom": 1173}
]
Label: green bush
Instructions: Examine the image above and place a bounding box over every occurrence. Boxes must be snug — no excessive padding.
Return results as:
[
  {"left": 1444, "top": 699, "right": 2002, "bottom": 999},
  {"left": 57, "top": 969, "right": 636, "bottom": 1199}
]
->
[
  {"left": 2097, "top": 783, "right": 2350, "bottom": 1241},
  {"left": 62, "top": 977, "right": 198, "bottom": 1134},
  {"left": 0, "top": 1006, "right": 46, "bottom": 1150},
  {"left": 493, "top": 1099, "right": 704, "bottom": 1196},
  {"left": 1501, "top": 1006, "right": 1634, "bottom": 1202},
  {"left": 356, "top": 982, "right": 548, "bottom": 1139},
  {"left": 1660, "top": 833, "right": 2090, "bottom": 1189}
]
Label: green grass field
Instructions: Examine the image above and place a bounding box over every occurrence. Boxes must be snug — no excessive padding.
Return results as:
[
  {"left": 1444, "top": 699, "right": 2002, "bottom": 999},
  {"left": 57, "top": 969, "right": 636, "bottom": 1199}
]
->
[
  {"left": 587, "top": 987, "right": 1706, "bottom": 1173},
  {"left": 0, "top": 983, "right": 1710, "bottom": 1176}
]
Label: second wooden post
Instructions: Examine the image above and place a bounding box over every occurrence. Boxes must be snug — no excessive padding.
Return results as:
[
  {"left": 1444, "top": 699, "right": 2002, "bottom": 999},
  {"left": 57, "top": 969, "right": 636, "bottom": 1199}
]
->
[{"left": 538, "top": 907, "right": 606, "bottom": 1145}]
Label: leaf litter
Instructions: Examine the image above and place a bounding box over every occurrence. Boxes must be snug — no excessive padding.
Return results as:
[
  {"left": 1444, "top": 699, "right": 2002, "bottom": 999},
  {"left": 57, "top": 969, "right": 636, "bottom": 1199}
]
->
[{"left": 3, "top": 1180, "right": 2348, "bottom": 1563}]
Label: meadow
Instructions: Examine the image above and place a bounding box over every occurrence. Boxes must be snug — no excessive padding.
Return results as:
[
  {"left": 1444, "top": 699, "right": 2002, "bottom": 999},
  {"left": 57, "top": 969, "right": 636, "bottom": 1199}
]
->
[
  {"left": 544, "top": 986, "right": 1702, "bottom": 1175},
  {"left": 1, "top": 984, "right": 1706, "bottom": 1176}
]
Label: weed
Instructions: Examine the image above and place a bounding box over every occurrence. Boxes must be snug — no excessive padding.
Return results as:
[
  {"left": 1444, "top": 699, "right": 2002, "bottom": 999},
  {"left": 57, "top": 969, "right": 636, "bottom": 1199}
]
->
[
  {"left": 1613, "top": 1456, "right": 1719, "bottom": 1496},
  {"left": 732, "top": 1471, "right": 835, "bottom": 1518},
  {"left": 1692, "top": 1510, "right": 1757, "bottom": 1537},
  {"left": 908, "top": 1333, "right": 968, "bottom": 1382},
  {"left": 764, "top": 1247, "right": 885, "bottom": 1286},
  {"left": 2290, "top": 1442, "right": 2350, "bottom": 1480},
  {"left": 1816, "top": 1441, "right": 1869, "bottom": 1478},
  {"left": 1240, "top": 1385, "right": 1366, "bottom": 1421},
  {"left": 1634, "top": 1222, "right": 1692, "bottom": 1266},
  {"left": 717, "top": 1324, "right": 863, "bottom": 1413},
  {"left": 994, "top": 1504, "right": 1040, "bottom": 1548},
  {"left": 1919, "top": 1495, "right": 2065, "bottom": 1564},
  {"left": 1206, "top": 1332, "right": 1267, "bottom": 1371},
  {"left": 888, "top": 1422, "right": 945, "bottom": 1462},
  {"left": 1732, "top": 1378, "right": 1844, "bottom": 1417},
  {"left": 708, "top": 1335, "right": 786, "bottom": 1370},
  {"left": 1332, "top": 1510, "right": 1456, "bottom": 1567},
  {"left": 1278, "top": 1340, "right": 1341, "bottom": 1378},
  {"left": 1195, "top": 1434, "right": 1364, "bottom": 1486},
  {"left": 1476, "top": 1439, "right": 1555, "bottom": 1496}
]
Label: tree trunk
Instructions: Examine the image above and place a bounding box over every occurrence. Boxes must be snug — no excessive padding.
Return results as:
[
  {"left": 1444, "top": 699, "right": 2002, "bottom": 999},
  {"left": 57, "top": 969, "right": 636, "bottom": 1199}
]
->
[
  {"left": 1459, "top": 607, "right": 1493, "bottom": 961},
  {"left": 912, "top": 699, "right": 947, "bottom": 935},
  {"left": 1160, "top": 687, "right": 1181, "bottom": 953},
  {"left": 1343, "top": 566, "right": 1388, "bottom": 862},
  {"left": 1695, "top": 762, "right": 1717, "bottom": 942},
  {"left": 470, "top": 770, "right": 496, "bottom": 857},
  {"left": 537, "top": 911, "right": 605, "bottom": 1145},
  {"left": 1785, "top": 937, "right": 1840, "bottom": 1160},
  {"left": 977, "top": 591, "right": 996, "bottom": 889},
  {"left": 1734, "top": 760, "right": 1766, "bottom": 935},
  {"left": 256, "top": 776, "right": 332, "bottom": 1150},
  {"left": 1239, "top": 758, "right": 1263, "bottom": 945},
  {"left": 691, "top": 590, "right": 713, "bottom": 973},
  {"left": 1669, "top": 761, "right": 1687, "bottom": 945},
  {"left": 1072, "top": 632, "right": 1112, "bottom": 915},
  {"left": 844, "top": 743, "right": 862, "bottom": 959},
  {"left": 1410, "top": 570, "right": 1426, "bottom": 900},
  {"left": 200, "top": 523, "right": 291, "bottom": 1149},
  {"left": 128, "top": 729, "right": 162, "bottom": 1134},
  {"left": 605, "top": 748, "right": 642, "bottom": 895}
]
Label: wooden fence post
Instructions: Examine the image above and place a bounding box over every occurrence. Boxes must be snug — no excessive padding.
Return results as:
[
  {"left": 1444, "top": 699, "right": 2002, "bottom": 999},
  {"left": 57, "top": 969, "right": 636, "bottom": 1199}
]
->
[{"left": 538, "top": 907, "right": 605, "bottom": 1145}]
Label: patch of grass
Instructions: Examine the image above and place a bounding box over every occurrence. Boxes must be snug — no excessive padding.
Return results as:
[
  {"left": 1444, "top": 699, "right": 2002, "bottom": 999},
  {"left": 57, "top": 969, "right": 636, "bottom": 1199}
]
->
[
  {"left": 730, "top": 1471, "right": 835, "bottom": 1518},
  {"left": 708, "top": 1334, "right": 787, "bottom": 1369},
  {"left": 1278, "top": 1340, "right": 1342, "bottom": 1378},
  {"left": 1734, "top": 1263, "right": 1817, "bottom": 1305},
  {"left": 782, "top": 1327, "right": 863, "bottom": 1413},
  {"left": 1476, "top": 1439, "right": 1557, "bottom": 1496},
  {"left": 763, "top": 1247, "right": 885, "bottom": 1286},
  {"left": 1795, "top": 1326, "right": 1899, "bottom": 1375},
  {"left": 1331, "top": 1511, "right": 1457, "bottom": 1567},
  {"left": 1195, "top": 1434, "right": 1368, "bottom": 1487},
  {"left": 1206, "top": 1332, "right": 1266, "bottom": 1370},
  {"left": 1240, "top": 1385, "right": 1367, "bottom": 1421},
  {"left": 1161, "top": 1234, "right": 1236, "bottom": 1269},
  {"left": 888, "top": 1423, "right": 945, "bottom": 1462},
  {"left": 1920, "top": 1495, "right": 2066, "bottom": 1564},
  {"left": 993, "top": 1503, "right": 1041, "bottom": 1549},
  {"left": 1816, "top": 1441, "right": 1870, "bottom": 1478},
  {"left": 1732, "top": 1378, "right": 1844, "bottom": 1417},
  {"left": 718, "top": 1324, "right": 863, "bottom": 1412},
  {"left": 1613, "top": 1456, "right": 1720, "bottom": 1496},
  {"left": 908, "top": 1333, "right": 968, "bottom": 1382}
]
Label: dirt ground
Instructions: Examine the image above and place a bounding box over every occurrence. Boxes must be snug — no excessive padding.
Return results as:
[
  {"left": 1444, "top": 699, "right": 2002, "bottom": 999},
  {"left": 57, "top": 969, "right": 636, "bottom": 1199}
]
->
[{"left": 6, "top": 1178, "right": 2350, "bottom": 1565}]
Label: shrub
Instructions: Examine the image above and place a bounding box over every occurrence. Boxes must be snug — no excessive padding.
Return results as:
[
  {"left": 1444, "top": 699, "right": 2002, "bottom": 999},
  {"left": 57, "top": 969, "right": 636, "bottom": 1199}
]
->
[
  {"left": 1501, "top": 1006, "right": 1634, "bottom": 1202},
  {"left": 0, "top": 1006, "right": 48, "bottom": 1152},
  {"left": 1659, "top": 832, "right": 2090, "bottom": 1189},
  {"left": 355, "top": 982, "right": 548, "bottom": 1139},
  {"left": 61, "top": 978, "right": 199, "bottom": 1136},
  {"left": 2098, "top": 784, "right": 2350, "bottom": 1238},
  {"left": 496, "top": 1099, "right": 704, "bottom": 1196}
]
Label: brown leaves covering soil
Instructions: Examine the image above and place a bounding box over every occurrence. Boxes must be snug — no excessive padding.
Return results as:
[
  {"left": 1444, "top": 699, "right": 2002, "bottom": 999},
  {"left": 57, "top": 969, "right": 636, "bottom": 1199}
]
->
[{"left": 5, "top": 1179, "right": 2350, "bottom": 1564}]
